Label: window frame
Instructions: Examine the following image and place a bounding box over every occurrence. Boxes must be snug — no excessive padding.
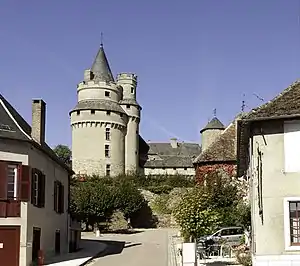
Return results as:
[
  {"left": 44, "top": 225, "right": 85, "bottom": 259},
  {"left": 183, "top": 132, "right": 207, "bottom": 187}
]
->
[
  {"left": 7, "top": 164, "right": 18, "bottom": 200},
  {"left": 106, "top": 164, "right": 111, "bottom": 177},
  {"left": 105, "top": 128, "right": 111, "bottom": 141},
  {"left": 105, "top": 144, "right": 110, "bottom": 158},
  {"left": 284, "top": 197, "right": 300, "bottom": 250}
]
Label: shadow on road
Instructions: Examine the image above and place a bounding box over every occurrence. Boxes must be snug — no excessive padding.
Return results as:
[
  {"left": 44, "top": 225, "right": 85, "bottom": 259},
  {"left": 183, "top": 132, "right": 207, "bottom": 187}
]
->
[
  {"left": 102, "top": 229, "right": 144, "bottom": 235},
  {"left": 92, "top": 239, "right": 142, "bottom": 260}
]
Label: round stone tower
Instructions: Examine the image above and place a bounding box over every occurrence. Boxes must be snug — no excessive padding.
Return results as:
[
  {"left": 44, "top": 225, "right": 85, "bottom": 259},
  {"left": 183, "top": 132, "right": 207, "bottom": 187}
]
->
[
  {"left": 200, "top": 117, "right": 225, "bottom": 152},
  {"left": 117, "top": 73, "right": 141, "bottom": 174},
  {"left": 70, "top": 44, "right": 128, "bottom": 176}
]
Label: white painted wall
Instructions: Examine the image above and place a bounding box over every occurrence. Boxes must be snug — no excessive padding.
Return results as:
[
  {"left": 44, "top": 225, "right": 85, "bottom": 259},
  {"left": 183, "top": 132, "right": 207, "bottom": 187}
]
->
[
  {"left": 144, "top": 167, "right": 195, "bottom": 176},
  {"left": 0, "top": 139, "right": 70, "bottom": 266}
]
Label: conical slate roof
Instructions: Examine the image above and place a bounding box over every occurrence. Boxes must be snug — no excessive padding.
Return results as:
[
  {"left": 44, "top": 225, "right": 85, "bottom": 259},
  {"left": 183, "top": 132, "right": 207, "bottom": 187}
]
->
[
  {"left": 91, "top": 45, "right": 114, "bottom": 82},
  {"left": 200, "top": 117, "right": 225, "bottom": 133}
]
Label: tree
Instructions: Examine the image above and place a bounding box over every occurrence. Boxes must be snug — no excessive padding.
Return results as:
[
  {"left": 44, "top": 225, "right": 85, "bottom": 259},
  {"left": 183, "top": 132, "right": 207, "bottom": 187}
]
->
[
  {"left": 70, "top": 179, "right": 116, "bottom": 226},
  {"left": 113, "top": 179, "right": 145, "bottom": 219},
  {"left": 173, "top": 188, "right": 221, "bottom": 240},
  {"left": 173, "top": 169, "right": 251, "bottom": 240},
  {"left": 53, "top": 144, "right": 72, "bottom": 166}
]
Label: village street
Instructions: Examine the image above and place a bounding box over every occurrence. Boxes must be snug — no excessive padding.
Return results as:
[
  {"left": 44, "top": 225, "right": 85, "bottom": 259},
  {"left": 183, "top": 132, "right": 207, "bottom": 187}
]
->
[{"left": 87, "top": 229, "right": 175, "bottom": 266}]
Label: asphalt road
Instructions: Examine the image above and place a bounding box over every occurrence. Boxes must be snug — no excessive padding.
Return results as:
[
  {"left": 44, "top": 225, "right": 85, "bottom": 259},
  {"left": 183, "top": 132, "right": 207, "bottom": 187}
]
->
[{"left": 89, "top": 229, "right": 173, "bottom": 266}]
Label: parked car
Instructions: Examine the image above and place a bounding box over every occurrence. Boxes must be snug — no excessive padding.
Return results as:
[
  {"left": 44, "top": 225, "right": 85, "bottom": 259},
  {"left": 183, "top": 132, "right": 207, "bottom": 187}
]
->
[
  {"left": 197, "top": 226, "right": 244, "bottom": 258},
  {"left": 202, "top": 226, "right": 244, "bottom": 246}
]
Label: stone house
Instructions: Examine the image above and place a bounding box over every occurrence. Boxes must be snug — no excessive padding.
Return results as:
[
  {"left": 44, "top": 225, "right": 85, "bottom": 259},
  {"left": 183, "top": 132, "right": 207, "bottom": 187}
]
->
[
  {"left": 236, "top": 80, "right": 300, "bottom": 265},
  {"left": 193, "top": 117, "right": 237, "bottom": 184},
  {"left": 143, "top": 138, "right": 201, "bottom": 176},
  {"left": 0, "top": 95, "right": 75, "bottom": 266}
]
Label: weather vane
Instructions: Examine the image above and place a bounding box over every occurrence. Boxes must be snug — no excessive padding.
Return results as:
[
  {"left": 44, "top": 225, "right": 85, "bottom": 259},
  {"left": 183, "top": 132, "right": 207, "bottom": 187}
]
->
[
  {"left": 100, "top": 32, "right": 104, "bottom": 47},
  {"left": 213, "top": 108, "right": 217, "bottom": 117}
]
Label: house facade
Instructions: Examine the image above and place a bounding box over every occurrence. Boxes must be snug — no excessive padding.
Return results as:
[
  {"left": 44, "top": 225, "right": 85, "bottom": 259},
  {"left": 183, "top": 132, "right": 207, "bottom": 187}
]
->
[
  {"left": 193, "top": 116, "right": 237, "bottom": 184},
  {"left": 70, "top": 43, "right": 149, "bottom": 177},
  {"left": 237, "top": 80, "right": 300, "bottom": 265},
  {"left": 143, "top": 138, "right": 201, "bottom": 176},
  {"left": 0, "top": 96, "right": 74, "bottom": 266}
]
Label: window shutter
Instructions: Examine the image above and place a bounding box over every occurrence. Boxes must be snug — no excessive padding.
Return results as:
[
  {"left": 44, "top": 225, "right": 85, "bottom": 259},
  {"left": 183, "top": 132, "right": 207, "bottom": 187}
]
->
[
  {"left": 31, "top": 169, "right": 37, "bottom": 205},
  {"left": 0, "top": 161, "right": 7, "bottom": 200},
  {"left": 60, "top": 184, "right": 64, "bottom": 213},
  {"left": 54, "top": 181, "right": 58, "bottom": 212},
  {"left": 38, "top": 173, "right": 45, "bottom": 208},
  {"left": 19, "top": 165, "right": 31, "bottom": 201}
]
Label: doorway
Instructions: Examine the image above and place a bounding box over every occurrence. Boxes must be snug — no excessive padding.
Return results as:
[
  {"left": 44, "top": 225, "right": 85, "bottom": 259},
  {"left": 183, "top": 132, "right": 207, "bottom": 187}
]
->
[
  {"left": 55, "top": 230, "right": 61, "bottom": 254},
  {"left": 32, "top": 227, "right": 41, "bottom": 262}
]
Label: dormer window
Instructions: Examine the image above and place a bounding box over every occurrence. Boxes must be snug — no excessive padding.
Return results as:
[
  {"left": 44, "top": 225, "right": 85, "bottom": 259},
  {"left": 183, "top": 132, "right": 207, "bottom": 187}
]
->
[
  {"left": 106, "top": 111, "right": 111, "bottom": 115},
  {"left": 126, "top": 105, "right": 130, "bottom": 109},
  {"left": 76, "top": 110, "right": 80, "bottom": 115},
  {"left": 91, "top": 110, "right": 95, "bottom": 114},
  {"left": 105, "top": 91, "right": 110, "bottom": 97}
]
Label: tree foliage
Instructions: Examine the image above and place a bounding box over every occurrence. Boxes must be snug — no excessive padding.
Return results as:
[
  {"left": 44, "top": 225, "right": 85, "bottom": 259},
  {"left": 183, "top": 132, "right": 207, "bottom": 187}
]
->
[
  {"left": 70, "top": 177, "right": 145, "bottom": 226},
  {"left": 173, "top": 188, "right": 221, "bottom": 239},
  {"left": 174, "top": 169, "right": 251, "bottom": 239},
  {"left": 53, "top": 144, "right": 72, "bottom": 166}
]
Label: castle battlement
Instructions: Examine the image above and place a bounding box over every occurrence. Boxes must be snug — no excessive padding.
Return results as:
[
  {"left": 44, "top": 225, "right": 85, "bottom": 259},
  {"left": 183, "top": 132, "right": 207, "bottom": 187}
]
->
[
  {"left": 117, "top": 73, "right": 137, "bottom": 81},
  {"left": 71, "top": 120, "right": 127, "bottom": 130}
]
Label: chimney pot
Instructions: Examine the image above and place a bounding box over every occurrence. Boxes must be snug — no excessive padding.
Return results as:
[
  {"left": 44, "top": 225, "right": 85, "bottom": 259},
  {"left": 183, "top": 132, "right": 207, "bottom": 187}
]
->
[
  {"left": 32, "top": 99, "right": 46, "bottom": 144},
  {"left": 170, "top": 138, "right": 178, "bottom": 148}
]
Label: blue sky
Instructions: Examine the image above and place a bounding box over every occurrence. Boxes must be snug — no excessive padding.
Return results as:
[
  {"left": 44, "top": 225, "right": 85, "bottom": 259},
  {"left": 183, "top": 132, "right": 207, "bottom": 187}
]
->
[{"left": 0, "top": 0, "right": 300, "bottom": 147}]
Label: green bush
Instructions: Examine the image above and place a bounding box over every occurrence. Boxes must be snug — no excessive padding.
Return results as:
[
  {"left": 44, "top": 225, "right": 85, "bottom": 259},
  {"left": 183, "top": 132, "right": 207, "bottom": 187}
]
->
[{"left": 150, "top": 194, "right": 171, "bottom": 215}]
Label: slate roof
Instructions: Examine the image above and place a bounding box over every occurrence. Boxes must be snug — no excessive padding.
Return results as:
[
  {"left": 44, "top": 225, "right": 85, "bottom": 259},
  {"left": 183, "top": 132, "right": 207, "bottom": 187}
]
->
[
  {"left": 91, "top": 45, "right": 115, "bottom": 83},
  {"left": 0, "top": 95, "right": 73, "bottom": 174},
  {"left": 119, "top": 98, "right": 141, "bottom": 109},
  {"left": 236, "top": 79, "right": 300, "bottom": 177},
  {"left": 144, "top": 142, "right": 201, "bottom": 168},
  {"left": 200, "top": 117, "right": 225, "bottom": 133},
  {"left": 70, "top": 99, "right": 127, "bottom": 115},
  {"left": 241, "top": 80, "right": 300, "bottom": 120},
  {"left": 194, "top": 122, "right": 237, "bottom": 164}
]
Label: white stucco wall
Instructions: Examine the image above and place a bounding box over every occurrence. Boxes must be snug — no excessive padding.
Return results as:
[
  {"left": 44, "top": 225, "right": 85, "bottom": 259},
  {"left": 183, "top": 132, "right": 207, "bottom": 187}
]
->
[
  {"left": 0, "top": 139, "right": 70, "bottom": 266},
  {"left": 249, "top": 120, "right": 300, "bottom": 265}
]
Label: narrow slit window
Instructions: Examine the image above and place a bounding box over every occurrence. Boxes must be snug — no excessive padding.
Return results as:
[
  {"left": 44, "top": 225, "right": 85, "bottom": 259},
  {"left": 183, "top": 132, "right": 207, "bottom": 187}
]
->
[
  {"left": 105, "top": 145, "right": 110, "bottom": 158},
  {"left": 106, "top": 164, "right": 111, "bottom": 176},
  {"left": 105, "top": 128, "right": 110, "bottom": 141}
]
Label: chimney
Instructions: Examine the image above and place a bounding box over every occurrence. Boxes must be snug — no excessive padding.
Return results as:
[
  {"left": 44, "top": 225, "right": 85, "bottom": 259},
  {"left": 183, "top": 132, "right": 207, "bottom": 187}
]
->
[
  {"left": 32, "top": 99, "right": 46, "bottom": 144},
  {"left": 170, "top": 138, "right": 178, "bottom": 148}
]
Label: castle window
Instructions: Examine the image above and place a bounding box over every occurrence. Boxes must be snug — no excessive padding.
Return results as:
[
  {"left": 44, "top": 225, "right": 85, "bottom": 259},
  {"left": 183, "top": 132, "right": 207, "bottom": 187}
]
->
[
  {"left": 105, "top": 145, "right": 110, "bottom": 158},
  {"left": 105, "top": 91, "right": 110, "bottom": 97},
  {"left": 91, "top": 110, "right": 95, "bottom": 114},
  {"left": 76, "top": 110, "right": 80, "bottom": 115},
  {"left": 162, "top": 167, "right": 165, "bottom": 170},
  {"left": 131, "top": 87, "right": 134, "bottom": 94},
  {"left": 105, "top": 128, "right": 110, "bottom": 141},
  {"left": 126, "top": 105, "right": 130, "bottom": 109},
  {"left": 106, "top": 164, "right": 111, "bottom": 176},
  {"left": 184, "top": 167, "right": 187, "bottom": 170},
  {"left": 106, "top": 111, "right": 111, "bottom": 115},
  {"left": 173, "top": 167, "right": 177, "bottom": 170},
  {"left": 120, "top": 113, "right": 123, "bottom": 118}
]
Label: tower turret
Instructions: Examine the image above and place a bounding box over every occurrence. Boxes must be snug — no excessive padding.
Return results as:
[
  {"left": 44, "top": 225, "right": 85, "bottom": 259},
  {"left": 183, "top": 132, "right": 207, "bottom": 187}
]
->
[
  {"left": 200, "top": 117, "right": 225, "bottom": 151},
  {"left": 70, "top": 45, "right": 128, "bottom": 177},
  {"left": 117, "top": 73, "right": 141, "bottom": 174}
]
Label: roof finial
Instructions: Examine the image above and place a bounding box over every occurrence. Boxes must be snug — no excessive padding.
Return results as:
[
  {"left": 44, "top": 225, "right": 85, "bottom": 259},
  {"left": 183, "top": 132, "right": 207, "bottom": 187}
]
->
[
  {"left": 213, "top": 108, "right": 217, "bottom": 117},
  {"left": 100, "top": 32, "right": 104, "bottom": 47}
]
